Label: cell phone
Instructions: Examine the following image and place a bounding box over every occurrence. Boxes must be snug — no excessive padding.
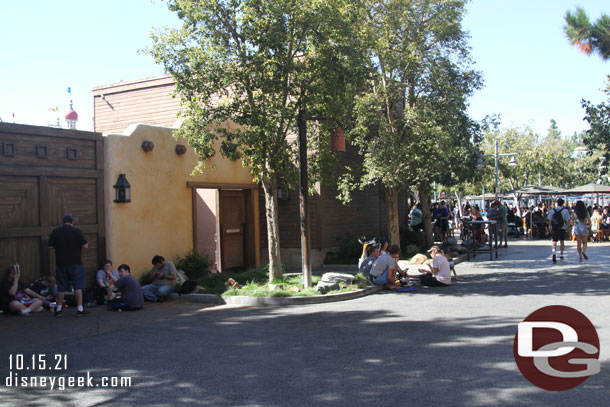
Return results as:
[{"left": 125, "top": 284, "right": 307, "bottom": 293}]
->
[{"left": 14, "top": 264, "right": 20, "bottom": 273}]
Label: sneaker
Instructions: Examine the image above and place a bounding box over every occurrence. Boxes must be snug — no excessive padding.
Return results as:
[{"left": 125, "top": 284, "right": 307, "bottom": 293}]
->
[
  {"left": 583, "top": 253, "right": 588, "bottom": 260},
  {"left": 560, "top": 254, "right": 564, "bottom": 260},
  {"left": 579, "top": 256, "right": 583, "bottom": 261},
  {"left": 54, "top": 310, "right": 63, "bottom": 317},
  {"left": 552, "top": 254, "right": 556, "bottom": 263},
  {"left": 75, "top": 310, "right": 90, "bottom": 317}
]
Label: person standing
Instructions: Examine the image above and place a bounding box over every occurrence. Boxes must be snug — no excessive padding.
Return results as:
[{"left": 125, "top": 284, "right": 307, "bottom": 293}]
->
[
  {"left": 409, "top": 203, "right": 423, "bottom": 231},
  {"left": 48, "top": 214, "right": 89, "bottom": 317},
  {"left": 572, "top": 200, "right": 590, "bottom": 261},
  {"left": 497, "top": 201, "right": 508, "bottom": 248},
  {"left": 547, "top": 198, "right": 571, "bottom": 263}
]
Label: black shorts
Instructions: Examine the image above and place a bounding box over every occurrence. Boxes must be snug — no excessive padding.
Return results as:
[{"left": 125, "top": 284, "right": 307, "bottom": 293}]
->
[{"left": 551, "top": 228, "right": 566, "bottom": 242}]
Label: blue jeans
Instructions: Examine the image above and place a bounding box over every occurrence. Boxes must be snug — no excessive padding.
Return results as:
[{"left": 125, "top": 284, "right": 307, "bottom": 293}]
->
[
  {"left": 141, "top": 284, "right": 174, "bottom": 302},
  {"left": 372, "top": 268, "right": 389, "bottom": 285}
]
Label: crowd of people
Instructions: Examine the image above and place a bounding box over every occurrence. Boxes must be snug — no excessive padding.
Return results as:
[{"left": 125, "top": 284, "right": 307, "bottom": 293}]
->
[
  {"left": 0, "top": 214, "right": 178, "bottom": 317},
  {"left": 365, "top": 196, "right": 606, "bottom": 291},
  {"left": 358, "top": 239, "right": 456, "bottom": 290}
]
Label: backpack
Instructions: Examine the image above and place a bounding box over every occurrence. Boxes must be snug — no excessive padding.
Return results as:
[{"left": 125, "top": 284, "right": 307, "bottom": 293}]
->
[
  {"left": 551, "top": 208, "right": 565, "bottom": 229},
  {"left": 178, "top": 279, "right": 197, "bottom": 295}
]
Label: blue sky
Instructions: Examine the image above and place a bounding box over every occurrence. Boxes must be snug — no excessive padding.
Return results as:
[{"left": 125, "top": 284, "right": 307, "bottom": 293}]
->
[{"left": 1, "top": 0, "right": 608, "bottom": 137}]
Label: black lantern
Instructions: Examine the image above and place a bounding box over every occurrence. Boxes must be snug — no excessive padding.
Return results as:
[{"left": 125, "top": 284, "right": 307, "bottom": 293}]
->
[{"left": 113, "top": 174, "right": 131, "bottom": 203}]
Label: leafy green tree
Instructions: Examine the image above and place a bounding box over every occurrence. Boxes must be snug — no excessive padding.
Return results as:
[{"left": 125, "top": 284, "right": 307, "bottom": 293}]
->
[
  {"left": 564, "top": 7, "right": 610, "bottom": 60},
  {"left": 149, "top": 0, "right": 366, "bottom": 280},
  {"left": 340, "top": 0, "right": 481, "bottom": 247},
  {"left": 582, "top": 79, "right": 610, "bottom": 156},
  {"left": 474, "top": 123, "right": 580, "bottom": 213}
]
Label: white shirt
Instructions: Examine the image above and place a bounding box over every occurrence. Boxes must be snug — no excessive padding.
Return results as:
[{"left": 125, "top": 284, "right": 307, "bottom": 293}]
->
[{"left": 432, "top": 255, "right": 452, "bottom": 285}]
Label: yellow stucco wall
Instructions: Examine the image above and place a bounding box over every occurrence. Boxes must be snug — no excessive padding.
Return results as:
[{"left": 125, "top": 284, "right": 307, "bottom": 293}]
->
[{"left": 103, "top": 124, "right": 259, "bottom": 280}]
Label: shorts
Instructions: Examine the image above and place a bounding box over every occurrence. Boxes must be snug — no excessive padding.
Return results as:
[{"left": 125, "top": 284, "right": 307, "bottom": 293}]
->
[
  {"left": 573, "top": 223, "right": 588, "bottom": 236},
  {"left": 56, "top": 264, "right": 86, "bottom": 292},
  {"left": 372, "top": 268, "right": 390, "bottom": 285},
  {"left": 551, "top": 228, "right": 567, "bottom": 242}
]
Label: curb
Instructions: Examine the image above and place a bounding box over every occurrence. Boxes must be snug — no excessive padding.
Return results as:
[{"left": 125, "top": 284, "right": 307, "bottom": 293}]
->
[
  {"left": 223, "top": 284, "right": 383, "bottom": 306},
  {"left": 168, "top": 253, "right": 468, "bottom": 307},
  {"left": 167, "top": 293, "right": 226, "bottom": 305}
]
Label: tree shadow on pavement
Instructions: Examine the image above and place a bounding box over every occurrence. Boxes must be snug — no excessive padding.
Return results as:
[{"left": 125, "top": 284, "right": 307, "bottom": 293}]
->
[{"left": 0, "top": 305, "right": 607, "bottom": 407}]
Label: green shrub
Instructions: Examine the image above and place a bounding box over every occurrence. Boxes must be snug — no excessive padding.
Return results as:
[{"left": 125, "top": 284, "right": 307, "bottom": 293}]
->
[
  {"left": 140, "top": 271, "right": 153, "bottom": 286},
  {"left": 175, "top": 250, "right": 210, "bottom": 280},
  {"left": 400, "top": 226, "right": 424, "bottom": 254},
  {"left": 197, "top": 266, "right": 268, "bottom": 295},
  {"left": 324, "top": 233, "right": 363, "bottom": 264}
]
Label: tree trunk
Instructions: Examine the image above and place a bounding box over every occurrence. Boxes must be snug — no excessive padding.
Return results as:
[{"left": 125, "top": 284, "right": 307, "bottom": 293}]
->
[
  {"left": 261, "top": 173, "right": 283, "bottom": 281},
  {"left": 386, "top": 185, "right": 401, "bottom": 247},
  {"left": 418, "top": 184, "right": 434, "bottom": 248}
]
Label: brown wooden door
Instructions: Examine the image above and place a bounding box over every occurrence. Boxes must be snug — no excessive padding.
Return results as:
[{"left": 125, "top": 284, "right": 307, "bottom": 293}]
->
[
  {"left": 0, "top": 123, "right": 105, "bottom": 286},
  {"left": 219, "top": 190, "right": 246, "bottom": 270}
]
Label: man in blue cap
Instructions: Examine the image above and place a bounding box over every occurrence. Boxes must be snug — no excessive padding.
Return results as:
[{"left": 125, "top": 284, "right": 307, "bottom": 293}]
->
[{"left": 48, "top": 214, "right": 89, "bottom": 317}]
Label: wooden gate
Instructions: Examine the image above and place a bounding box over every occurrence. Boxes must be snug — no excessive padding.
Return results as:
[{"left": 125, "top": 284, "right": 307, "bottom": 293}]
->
[{"left": 0, "top": 123, "right": 105, "bottom": 285}]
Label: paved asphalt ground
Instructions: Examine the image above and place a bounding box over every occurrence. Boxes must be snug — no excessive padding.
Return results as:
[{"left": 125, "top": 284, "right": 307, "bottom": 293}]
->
[{"left": 1, "top": 239, "right": 609, "bottom": 406}]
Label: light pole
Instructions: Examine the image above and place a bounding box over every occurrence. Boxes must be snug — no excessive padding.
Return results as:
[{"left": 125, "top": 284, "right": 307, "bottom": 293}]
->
[
  {"left": 297, "top": 109, "right": 345, "bottom": 288},
  {"left": 477, "top": 140, "right": 518, "bottom": 200}
]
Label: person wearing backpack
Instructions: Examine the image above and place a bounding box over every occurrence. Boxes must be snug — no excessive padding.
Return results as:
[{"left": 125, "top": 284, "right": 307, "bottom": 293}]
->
[{"left": 547, "top": 198, "right": 571, "bottom": 263}]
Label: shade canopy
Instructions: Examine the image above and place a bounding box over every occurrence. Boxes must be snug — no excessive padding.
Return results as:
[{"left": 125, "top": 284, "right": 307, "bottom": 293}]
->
[
  {"left": 564, "top": 183, "right": 610, "bottom": 194},
  {"left": 507, "top": 185, "right": 566, "bottom": 196}
]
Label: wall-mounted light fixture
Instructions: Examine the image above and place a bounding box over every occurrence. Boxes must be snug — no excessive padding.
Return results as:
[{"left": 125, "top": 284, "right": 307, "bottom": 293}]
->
[
  {"left": 175, "top": 144, "right": 187, "bottom": 155},
  {"left": 113, "top": 174, "right": 131, "bottom": 203},
  {"left": 141, "top": 141, "right": 154, "bottom": 152},
  {"left": 277, "top": 178, "right": 290, "bottom": 201}
]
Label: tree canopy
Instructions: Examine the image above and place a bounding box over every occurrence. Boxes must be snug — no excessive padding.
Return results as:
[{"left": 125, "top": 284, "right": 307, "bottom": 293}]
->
[
  {"left": 582, "top": 78, "right": 610, "bottom": 154},
  {"left": 339, "top": 0, "right": 481, "bottom": 246},
  {"left": 564, "top": 7, "right": 610, "bottom": 61},
  {"left": 149, "top": 0, "right": 367, "bottom": 279}
]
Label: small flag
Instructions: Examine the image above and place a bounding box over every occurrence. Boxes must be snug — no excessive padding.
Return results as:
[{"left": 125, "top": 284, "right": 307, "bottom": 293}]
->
[{"left": 48, "top": 106, "right": 58, "bottom": 112}]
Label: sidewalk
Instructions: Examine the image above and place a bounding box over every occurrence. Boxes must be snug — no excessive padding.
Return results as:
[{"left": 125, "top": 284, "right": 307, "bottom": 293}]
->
[{"left": 1, "top": 239, "right": 609, "bottom": 406}]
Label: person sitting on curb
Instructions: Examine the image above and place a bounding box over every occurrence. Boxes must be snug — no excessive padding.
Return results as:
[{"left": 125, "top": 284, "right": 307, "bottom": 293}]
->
[
  {"left": 106, "top": 264, "right": 144, "bottom": 311},
  {"left": 94, "top": 260, "right": 119, "bottom": 305},
  {"left": 418, "top": 246, "right": 452, "bottom": 287},
  {"left": 28, "top": 275, "right": 57, "bottom": 309},
  {"left": 444, "top": 252, "right": 463, "bottom": 281},
  {"left": 0, "top": 266, "right": 45, "bottom": 315},
  {"left": 369, "top": 244, "right": 401, "bottom": 290},
  {"left": 359, "top": 244, "right": 381, "bottom": 284},
  {"left": 141, "top": 255, "right": 177, "bottom": 302}
]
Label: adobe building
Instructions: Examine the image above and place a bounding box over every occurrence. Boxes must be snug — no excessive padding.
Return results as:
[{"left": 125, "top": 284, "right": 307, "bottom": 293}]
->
[{"left": 93, "top": 75, "right": 405, "bottom": 275}]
